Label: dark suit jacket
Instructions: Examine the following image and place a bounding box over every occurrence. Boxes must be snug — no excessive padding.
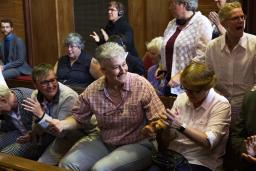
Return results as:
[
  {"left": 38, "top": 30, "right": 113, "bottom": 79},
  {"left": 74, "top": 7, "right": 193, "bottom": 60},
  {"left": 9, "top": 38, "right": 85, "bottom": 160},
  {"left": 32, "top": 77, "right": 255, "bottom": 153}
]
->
[
  {"left": 0, "top": 34, "right": 32, "bottom": 75},
  {"left": 0, "top": 88, "right": 33, "bottom": 133}
]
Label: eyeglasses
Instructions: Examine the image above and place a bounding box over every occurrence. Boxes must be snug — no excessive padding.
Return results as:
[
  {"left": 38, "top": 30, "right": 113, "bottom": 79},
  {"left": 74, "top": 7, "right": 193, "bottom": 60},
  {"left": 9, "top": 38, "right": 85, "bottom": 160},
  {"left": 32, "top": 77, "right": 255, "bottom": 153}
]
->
[
  {"left": 40, "top": 78, "right": 57, "bottom": 87},
  {"left": 228, "top": 15, "right": 247, "bottom": 22},
  {"left": 180, "top": 85, "right": 202, "bottom": 94},
  {"left": 65, "top": 45, "right": 79, "bottom": 49}
]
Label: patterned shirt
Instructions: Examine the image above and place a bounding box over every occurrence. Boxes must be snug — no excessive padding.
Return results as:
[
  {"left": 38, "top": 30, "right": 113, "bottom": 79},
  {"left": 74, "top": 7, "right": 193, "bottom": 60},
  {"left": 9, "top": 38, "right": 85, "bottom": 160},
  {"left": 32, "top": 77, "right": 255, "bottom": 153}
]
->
[
  {"left": 72, "top": 72, "right": 165, "bottom": 146},
  {"left": 160, "top": 11, "right": 213, "bottom": 94},
  {"left": 168, "top": 89, "right": 231, "bottom": 171}
]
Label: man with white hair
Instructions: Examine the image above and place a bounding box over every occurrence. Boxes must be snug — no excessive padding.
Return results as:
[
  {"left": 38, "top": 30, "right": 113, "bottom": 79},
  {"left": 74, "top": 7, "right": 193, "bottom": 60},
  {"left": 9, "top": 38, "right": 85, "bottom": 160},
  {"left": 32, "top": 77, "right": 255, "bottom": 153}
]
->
[
  {"left": 0, "top": 85, "right": 33, "bottom": 156},
  {"left": 47, "top": 42, "right": 166, "bottom": 171}
]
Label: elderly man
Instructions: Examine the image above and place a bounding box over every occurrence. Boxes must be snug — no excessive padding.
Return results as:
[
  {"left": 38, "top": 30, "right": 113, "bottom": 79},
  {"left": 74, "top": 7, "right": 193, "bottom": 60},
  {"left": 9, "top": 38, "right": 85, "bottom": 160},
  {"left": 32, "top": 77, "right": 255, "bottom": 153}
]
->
[
  {"left": 19, "top": 64, "right": 85, "bottom": 164},
  {"left": 0, "top": 19, "right": 32, "bottom": 79},
  {"left": 0, "top": 85, "right": 33, "bottom": 156},
  {"left": 148, "top": 62, "right": 231, "bottom": 171},
  {"left": 46, "top": 42, "right": 165, "bottom": 171},
  {"left": 205, "top": 2, "right": 256, "bottom": 128}
]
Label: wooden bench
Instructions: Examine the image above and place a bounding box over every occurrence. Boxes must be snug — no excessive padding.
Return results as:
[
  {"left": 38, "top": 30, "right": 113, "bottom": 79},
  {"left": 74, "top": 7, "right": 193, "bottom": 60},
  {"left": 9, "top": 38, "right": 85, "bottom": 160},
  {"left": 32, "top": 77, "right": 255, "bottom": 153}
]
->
[{"left": 0, "top": 153, "right": 68, "bottom": 171}]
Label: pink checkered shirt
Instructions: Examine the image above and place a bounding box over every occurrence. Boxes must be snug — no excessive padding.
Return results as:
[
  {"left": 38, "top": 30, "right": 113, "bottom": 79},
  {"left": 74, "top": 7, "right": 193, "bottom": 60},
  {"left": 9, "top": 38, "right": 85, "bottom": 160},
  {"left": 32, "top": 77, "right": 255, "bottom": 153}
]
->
[{"left": 72, "top": 72, "right": 165, "bottom": 145}]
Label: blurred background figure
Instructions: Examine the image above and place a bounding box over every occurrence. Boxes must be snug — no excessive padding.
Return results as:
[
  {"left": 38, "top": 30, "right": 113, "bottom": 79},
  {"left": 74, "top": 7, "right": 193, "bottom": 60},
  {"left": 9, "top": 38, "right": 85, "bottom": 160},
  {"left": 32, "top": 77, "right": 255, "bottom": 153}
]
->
[
  {"left": 55, "top": 33, "right": 102, "bottom": 88},
  {"left": 145, "top": 36, "right": 166, "bottom": 96},
  {"left": 0, "top": 19, "right": 32, "bottom": 79},
  {"left": 159, "top": 0, "right": 213, "bottom": 96},
  {"left": 107, "top": 34, "right": 145, "bottom": 76},
  {"left": 209, "top": 0, "right": 228, "bottom": 38},
  {"left": 90, "top": 1, "right": 138, "bottom": 56}
]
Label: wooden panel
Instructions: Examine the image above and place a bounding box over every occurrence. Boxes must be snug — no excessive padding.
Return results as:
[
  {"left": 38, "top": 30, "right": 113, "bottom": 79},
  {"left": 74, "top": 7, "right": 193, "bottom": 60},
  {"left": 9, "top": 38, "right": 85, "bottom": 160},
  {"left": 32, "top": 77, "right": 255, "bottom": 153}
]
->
[
  {"left": 128, "top": 0, "right": 146, "bottom": 58},
  {"left": 0, "top": 152, "right": 68, "bottom": 171},
  {"left": 25, "top": 0, "right": 74, "bottom": 66},
  {"left": 0, "top": 0, "right": 25, "bottom": 41},
  {"left": 56, "top": 0, "right": 75, "bottom": 57}
]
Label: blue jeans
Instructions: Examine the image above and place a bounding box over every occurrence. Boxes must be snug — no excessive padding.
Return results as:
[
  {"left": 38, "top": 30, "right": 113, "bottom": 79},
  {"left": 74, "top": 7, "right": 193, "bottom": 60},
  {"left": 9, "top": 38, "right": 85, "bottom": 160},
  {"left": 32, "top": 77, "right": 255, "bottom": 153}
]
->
[{"left": 59, "top": 137, "right": 155, "bottom": 171}]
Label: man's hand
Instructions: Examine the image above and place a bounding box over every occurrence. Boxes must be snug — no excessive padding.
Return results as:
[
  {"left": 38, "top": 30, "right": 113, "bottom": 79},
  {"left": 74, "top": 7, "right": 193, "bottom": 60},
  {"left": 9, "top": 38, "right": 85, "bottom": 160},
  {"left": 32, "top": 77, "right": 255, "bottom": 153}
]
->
[
  {"left": 241, "top": 135, "right": 256, "bottom": 163},
  {"left": 46, "top": 118, "right": 63, "bottom": 136},
  {"left": 90, "top": 31, "right": 100, "bottom": 42},
  {"left": 16, "top": 132, "right": 32, "bottom": 144},
  {"left": 22, "top": 97, "right": 44, "bottom": 118}
]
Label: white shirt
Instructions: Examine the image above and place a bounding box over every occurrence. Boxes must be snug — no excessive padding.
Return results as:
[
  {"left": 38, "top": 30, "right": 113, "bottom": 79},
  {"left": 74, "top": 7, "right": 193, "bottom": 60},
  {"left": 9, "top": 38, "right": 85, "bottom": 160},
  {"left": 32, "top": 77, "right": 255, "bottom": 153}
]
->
[
  {"left": 206, "top": 33, "right": 256, "bottom": 109},
  {"left": 0, "top": 70, "right": 7, "bottom": 87},
  {"left": 160, "top": 11, "right": 213, "bottom": 94},
  {"left": 168, "top": 89, "right": 231, "bottom": 171}
]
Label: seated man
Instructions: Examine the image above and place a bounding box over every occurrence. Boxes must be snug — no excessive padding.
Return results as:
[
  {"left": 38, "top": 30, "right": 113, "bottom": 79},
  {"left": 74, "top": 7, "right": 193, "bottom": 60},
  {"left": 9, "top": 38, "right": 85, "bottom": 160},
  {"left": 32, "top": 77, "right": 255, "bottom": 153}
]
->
[
  {"left": 46, "top": 42, "right": 165, "bottom": 171},
  {"left": 18, "top": 64, "right": 86, "bottom": 164},
  {"left": 147, "top": 62, "right": 231, "bottom": 171},
  {"left": 0, "top": 19, "right": 32, "bottom": 79},
  {"left": 0, "top": 85, "right": 33, "bottom": 156},
  {"left": 229, "top": 88, "right": 256, "bottom": 171}
]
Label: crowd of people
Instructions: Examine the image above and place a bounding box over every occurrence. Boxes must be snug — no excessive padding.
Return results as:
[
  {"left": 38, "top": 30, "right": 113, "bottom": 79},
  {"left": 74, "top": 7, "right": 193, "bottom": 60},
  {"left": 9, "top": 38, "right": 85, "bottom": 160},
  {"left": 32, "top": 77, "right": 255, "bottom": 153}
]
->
[{"left": 1, "top": 0, "right": 256, "bottom": 171}]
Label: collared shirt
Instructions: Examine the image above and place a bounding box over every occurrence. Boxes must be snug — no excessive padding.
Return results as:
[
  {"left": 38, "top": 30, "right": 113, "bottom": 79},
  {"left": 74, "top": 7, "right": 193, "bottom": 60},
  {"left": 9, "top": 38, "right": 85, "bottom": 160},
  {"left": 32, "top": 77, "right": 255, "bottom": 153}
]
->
[
  {"left": 160, "top": 11, "right": 213, "bottom": 95},
  {"left": 10, "top": 107, "right": 27, "bottom": 134},
  {"left": 72, "top": 72, "right": 165, "bottom": 146},
  {"left": 206, "top": 33, "right": 256, "bottom": 109},
  {"left": 56, "top": 50, "right": 95, "bottom": 88},
  {"left": 168, "top": 89, "right": 231, "bottom": 171}
]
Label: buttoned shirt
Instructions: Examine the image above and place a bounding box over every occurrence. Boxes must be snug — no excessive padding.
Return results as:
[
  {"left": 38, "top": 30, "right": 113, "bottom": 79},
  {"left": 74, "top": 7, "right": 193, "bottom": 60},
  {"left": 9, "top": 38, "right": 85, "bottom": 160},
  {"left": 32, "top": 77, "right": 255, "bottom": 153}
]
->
[
  {"left": 72, "top": 72, "right": 165, "bottom": 146},
  {"left": 206, "top": 33, "right": 256, "bottom": 109},
  {"left": 168, "top": 89, "right": 231, "bottom": 171},
  {"left": 160, "top": 11, "right": 213, "bottom": 94}
]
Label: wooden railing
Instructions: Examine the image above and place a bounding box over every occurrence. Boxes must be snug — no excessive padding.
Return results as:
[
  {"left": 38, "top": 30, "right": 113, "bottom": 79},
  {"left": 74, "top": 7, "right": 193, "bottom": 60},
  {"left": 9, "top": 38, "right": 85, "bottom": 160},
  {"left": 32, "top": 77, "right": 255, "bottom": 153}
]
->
[{"left": 0, "top": 153, "right": 69, "bottom": 171}]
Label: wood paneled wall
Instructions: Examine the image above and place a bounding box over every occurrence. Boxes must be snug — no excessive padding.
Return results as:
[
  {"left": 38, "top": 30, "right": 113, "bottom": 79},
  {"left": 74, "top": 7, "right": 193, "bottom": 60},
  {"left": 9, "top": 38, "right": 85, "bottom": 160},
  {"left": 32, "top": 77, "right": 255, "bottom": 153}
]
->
[
  {"left": 0, "top": 0, "right": 25, "bottom": 41},
  {"left": 25, "top": 0, "right": 74, "bottom": 66}
]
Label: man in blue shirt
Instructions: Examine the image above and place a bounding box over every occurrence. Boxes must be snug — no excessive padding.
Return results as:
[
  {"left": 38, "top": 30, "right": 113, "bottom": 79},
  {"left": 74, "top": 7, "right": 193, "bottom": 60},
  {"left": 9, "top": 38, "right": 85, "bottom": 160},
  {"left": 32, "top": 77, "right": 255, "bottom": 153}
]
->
[{"left": 0, "top": 19, "right": 31, "bottom": 79}]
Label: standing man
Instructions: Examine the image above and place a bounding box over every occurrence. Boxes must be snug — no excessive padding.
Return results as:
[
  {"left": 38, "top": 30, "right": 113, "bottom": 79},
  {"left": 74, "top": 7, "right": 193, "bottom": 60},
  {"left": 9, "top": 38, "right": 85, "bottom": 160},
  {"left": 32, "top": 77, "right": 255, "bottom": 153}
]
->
[
  {"left": 205, "top": 2, "right": 256, "bottom": 128},
  {"left": 90, "top": 1, "right": 138, "bottom": 56},
  {"left": 0, "top": 19, "right": 32, "bottom": 79},
  {"left": 46, "top": 42, "right": 165, "bottom": 171},
  {"left": 19, "top": 64, "right": 86, "bottom": 164}
]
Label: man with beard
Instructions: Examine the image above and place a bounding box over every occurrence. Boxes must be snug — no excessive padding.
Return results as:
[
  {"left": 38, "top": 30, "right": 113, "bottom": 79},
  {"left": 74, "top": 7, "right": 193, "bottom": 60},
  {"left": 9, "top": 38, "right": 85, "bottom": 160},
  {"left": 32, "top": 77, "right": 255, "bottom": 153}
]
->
[{"left": 0, "top": 19, "right": 31, "bottom": 79}]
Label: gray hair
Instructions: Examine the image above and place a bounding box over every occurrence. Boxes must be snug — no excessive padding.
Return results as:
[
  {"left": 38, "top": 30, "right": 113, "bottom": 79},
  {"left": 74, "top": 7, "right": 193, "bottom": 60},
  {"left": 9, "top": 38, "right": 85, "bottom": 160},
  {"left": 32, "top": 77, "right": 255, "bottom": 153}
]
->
[
  {"left": 64, "top": 33, "right": 85, "bottom": 49},
  {"left": 95, "top": 42, "right": 127, "bottom": 63},
  {"left": 0, "top": 85, "right": 11, "bottom": 99},
  {"left": 146, "top": 36, "right": 163, "bottom": 54},
  {"left": 175, "top": 0, "right": 198, "bottom": 11}
]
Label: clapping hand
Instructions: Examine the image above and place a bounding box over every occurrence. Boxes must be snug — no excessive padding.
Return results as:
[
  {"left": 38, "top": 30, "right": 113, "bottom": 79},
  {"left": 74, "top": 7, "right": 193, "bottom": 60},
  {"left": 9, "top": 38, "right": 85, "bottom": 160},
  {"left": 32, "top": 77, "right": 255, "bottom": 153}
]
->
[
  {"left": 46, "top": 118, "right": 63, "bottom": 136},
  {"left": 209, "top": 11, "right": 221, "bottom": 26},
  {"left": 22, "top": 97, "right": 44, "bottom": 118},
  {"left": 241, "top": 135, "right": 256, "bottom": 163}
]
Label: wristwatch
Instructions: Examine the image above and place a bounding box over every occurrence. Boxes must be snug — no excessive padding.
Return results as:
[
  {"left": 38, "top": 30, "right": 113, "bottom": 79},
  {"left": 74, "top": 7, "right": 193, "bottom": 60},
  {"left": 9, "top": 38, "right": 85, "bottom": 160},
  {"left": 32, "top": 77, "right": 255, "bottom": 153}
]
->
[{"left": 177, "top": 123, "right": 186, "bottom": 133}]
